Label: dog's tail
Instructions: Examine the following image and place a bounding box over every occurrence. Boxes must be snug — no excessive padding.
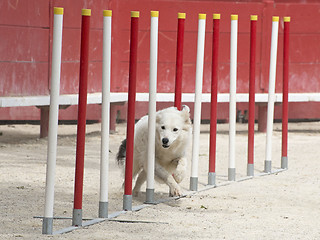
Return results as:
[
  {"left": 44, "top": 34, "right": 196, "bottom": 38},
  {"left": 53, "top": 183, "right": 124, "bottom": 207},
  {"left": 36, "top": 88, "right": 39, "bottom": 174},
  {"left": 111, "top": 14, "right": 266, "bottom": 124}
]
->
[{"left": 116, "top": 139, "right": 126, "bottom": 167}]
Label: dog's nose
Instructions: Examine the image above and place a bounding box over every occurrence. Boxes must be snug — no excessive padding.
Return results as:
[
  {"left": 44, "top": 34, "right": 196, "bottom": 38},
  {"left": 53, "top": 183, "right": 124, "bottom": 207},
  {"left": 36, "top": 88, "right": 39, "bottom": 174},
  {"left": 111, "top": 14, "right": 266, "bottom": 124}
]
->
[{"left": 162, "top": 138, "right": 169, "bottom": 145}]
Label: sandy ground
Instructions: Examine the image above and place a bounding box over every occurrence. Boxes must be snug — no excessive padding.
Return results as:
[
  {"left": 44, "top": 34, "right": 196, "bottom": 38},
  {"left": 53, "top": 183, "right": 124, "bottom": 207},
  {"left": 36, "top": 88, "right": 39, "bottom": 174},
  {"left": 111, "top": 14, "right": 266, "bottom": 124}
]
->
[{"left": 0, "top": 121, "right": 320, "bottom": 239}]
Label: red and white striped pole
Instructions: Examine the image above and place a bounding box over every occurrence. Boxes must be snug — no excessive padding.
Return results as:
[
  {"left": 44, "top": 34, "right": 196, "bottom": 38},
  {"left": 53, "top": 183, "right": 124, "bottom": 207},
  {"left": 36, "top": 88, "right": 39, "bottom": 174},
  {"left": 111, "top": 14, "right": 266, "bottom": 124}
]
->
[
  {"left": 123, "top": 11, "right": 139, "bottom": 211},
  {"left": 281, "top": 16, "right": 290, "bottom": 169},
  {"left": 208, "top": 13, "right": 220, "bottom": 186},
  {"left": 247, "top": 15, "right": 257, "bottom": 176},
  {"left": 72, "top": 9, "right": 91, "bottom": 227},
  {"left": 174, "top": 13, "right": 185, "bottom": 111}
]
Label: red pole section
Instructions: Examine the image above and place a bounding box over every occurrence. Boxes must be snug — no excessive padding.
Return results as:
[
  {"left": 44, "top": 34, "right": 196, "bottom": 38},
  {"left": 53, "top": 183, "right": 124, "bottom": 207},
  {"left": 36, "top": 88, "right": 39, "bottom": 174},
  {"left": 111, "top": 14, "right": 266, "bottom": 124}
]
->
[
  {"left": 123, "top": 11, "right": 139, "bottom": 211},
  {"left": 174, "top": 13, "right": 185, "bottom": 111},
  {"left": 73, "top": 9, "right": 91, "bottom": 226},
  {"left": 281, "top": 17, "right": 290, "bottom": 169},
  {"left": 208, "top": 14, "right": 220, "bottom": 186},
  {"left": 247, "top": 15, "right": 257, "bottom": 176}
]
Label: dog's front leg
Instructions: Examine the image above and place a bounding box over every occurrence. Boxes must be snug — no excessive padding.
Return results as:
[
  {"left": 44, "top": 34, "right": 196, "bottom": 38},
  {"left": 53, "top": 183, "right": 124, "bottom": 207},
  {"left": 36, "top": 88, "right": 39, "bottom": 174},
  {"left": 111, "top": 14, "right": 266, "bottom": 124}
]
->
[
  {"left": 155, "top": 162, "right": 182, "bottom": 197},
  {"left": 133, "top": 170, "right": 147, "bottom": 197},
  {"left": 172, "top": 157, "right": 187, "bottom": 184}
]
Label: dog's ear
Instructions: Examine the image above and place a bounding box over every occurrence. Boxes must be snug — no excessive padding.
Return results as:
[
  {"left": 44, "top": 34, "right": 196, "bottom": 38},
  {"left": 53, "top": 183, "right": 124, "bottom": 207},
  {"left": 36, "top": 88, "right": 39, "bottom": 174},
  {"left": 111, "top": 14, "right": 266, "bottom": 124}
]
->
[
  {"left": 182, "top": 105, "right": 190, "bottom": 113},
  {"left": 156, "top": 112, "right": 161, "bottom": 124},
  {"left": 181, "top": 105, "right": 191, "bottom": 125}
]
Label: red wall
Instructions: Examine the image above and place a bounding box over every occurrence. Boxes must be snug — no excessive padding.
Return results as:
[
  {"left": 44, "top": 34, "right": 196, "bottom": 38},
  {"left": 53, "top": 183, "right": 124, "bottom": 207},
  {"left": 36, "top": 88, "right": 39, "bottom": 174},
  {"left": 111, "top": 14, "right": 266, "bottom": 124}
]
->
[{"left": 1, "top": 0, "right": 320, "bottom": 121}]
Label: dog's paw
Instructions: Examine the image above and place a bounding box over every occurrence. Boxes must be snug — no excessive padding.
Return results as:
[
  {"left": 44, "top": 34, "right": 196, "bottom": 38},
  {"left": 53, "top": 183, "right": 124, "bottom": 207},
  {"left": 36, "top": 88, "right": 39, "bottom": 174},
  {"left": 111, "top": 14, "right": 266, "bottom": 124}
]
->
[
  {"left": 169, "top": 186, "right": 183, "bottom": 197},
  {"left": 132, "top": 187, "right": 140, "bottom": 197},
  {"left": 172, "top": 158, "right": 187, "bottom": 183},
  {"left": 172, "top": 172, "right": 184, "bottom": 184},
  {"left": 171, "top": 158, "right": 180, "bottom": 167},
  {"left": 132, "top": 188, "right": 140, "bottom": 197}
]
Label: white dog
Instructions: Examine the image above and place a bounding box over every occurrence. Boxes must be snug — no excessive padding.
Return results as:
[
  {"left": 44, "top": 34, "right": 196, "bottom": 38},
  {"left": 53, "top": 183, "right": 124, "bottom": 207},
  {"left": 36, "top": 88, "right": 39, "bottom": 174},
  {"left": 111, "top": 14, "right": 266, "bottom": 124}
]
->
[{"left": 117, "top": 106, "right": 192, "bottom": 197}]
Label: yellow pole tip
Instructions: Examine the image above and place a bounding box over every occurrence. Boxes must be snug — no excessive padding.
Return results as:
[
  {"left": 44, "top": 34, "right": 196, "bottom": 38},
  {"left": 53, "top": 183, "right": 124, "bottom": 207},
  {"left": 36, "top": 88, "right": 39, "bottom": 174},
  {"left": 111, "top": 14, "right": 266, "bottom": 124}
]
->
[
  {"left": 54, "top": 7, "right": 64, "bottom": 15},
  {"left": 131, "top": 11, "right": 139, "bottom": 18},
  {"left": 199, "top": 14, "right": 206, "bottom": 20},
  {"left": 231, "top": 14, "right": 238, "bottom": 20},
  {"left": 103, "top": 10, "right": 112, "bottom": 17},
  {"left": 284, "top": 16, "right": 291, "bottom": 22},
  {"left": 251, "top": 15, "right": 258, "bottom": 21},
  {"left": 272, "top": 16, "right": 279, "bottom": 22},
  {"left": 82, "top": 9, "right": 91, "bottom": 16},
  {"left": 151, "top": 11, "right": 159, "bottom": 17},
  {"left": 178, "top": 13, "right": 186, "bottom": 19},
  {"left": 213, "top": 14, "right": 220, "bottom": 20}
]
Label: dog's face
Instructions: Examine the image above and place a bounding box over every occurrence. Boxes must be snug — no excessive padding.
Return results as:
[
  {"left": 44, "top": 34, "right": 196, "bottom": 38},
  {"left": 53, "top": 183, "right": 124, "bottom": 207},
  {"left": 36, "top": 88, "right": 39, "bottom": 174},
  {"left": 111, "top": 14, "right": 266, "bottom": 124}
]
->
[{"left": 156, "top": 106, "right": 191, "bottom": 149}]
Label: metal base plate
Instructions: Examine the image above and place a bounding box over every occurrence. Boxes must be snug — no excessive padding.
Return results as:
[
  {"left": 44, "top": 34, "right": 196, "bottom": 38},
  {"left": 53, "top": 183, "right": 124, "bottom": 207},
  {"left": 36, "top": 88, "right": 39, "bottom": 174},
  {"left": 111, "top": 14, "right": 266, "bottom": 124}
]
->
[
  {"left": 190, "top": 177, "right": 198, "bottom": 191},
  {"left": 99, "top": 201, "right": 108, "bottom": 218},
  {"left": 281, "top": 156, "right": 288, "bottom": 169},
  {"left": 145, "top": 188, "right": 155, "bottom": 204},
  {"left": 247, "top": 164, "right": 254, "bottom": 176},
  {"left": 208, "top": 172, "right": 216, "bottom": 186},
  {"left": 123, "top": 195, "right": 132, "bottom": 211},
  {"left": 72, "top": 209, "right": 82, "bottom": 226},
  {"left": 228, "top": 168, "right": 236, "bottom": 181},
  {"left": 42, "top": 217, "right": 53, "bottom": 235},
  {"left": 264, "top": 160, "right": 272, "bottom": 173}
]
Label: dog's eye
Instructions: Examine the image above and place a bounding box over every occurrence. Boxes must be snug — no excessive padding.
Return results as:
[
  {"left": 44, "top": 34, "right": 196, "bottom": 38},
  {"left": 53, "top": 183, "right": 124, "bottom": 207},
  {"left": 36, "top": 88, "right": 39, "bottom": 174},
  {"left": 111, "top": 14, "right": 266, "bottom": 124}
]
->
[
  {"left": 161, "top": 126, "right": 165, "bottom": 130},
  {"left": 173, "top": 128, "right": 178, "bottom": 132}
]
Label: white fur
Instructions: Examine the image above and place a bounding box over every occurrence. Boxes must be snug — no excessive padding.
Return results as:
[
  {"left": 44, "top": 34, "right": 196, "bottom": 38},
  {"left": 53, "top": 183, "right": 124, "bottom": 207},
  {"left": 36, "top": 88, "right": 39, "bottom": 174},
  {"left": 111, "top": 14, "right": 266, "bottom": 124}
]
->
[{"left": 127, "top": 106, "right": 192, "bottom": 197}]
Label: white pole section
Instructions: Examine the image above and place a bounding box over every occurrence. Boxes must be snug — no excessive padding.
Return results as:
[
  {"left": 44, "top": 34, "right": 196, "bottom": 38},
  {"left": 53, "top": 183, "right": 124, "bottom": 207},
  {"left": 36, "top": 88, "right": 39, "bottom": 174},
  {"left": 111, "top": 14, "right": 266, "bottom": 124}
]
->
[
  {"left": 190, "top": 14, "right": 206, "bottom": 191},
  {"left": 228, "top": 14, "right": 238, "bottom": 181},
  {"left": 146, "top": 11, "right": 159, "bottom": 204},
  {"left": 99, "top": 10, "right": 112, "bottom": 218},
  {"left": 42, "top": 7, "right": 63, "bottom": 235},
  {"left": 265, "top": 16, "right": 279, "bottom": 173}
]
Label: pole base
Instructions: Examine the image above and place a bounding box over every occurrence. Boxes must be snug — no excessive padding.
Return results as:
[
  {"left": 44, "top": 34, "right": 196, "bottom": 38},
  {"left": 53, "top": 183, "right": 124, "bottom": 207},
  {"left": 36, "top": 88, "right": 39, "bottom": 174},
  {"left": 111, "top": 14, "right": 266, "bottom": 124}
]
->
[
  {"left": 145, "top": 188, "right": 155, "bottom": 204},
  {"left": 42, "top": 217, "right": 53, "bottom": 235},
  {"left": 264, "top": 160, "right": 272, "bottom": 173},
  {"left": 123, "top": 194, "right": 132, "bottom": 211},
  {"left": 189, "top": 177, "right": 198, "bottom": 191},
  {"left": 228, "top": 168, "right": 236, "bottom": 181},
  {"left": 281, "top": 156, "right": 288, "bottom": 169},
  {"left": 208, "top": 172, "right": 216, "bottom": 186},
  {"left": 99, "top": 201, "right": 108, "bottom": 218},
  {"left": 247, "top": 163, "right": 254, "bottom": 176},
  {"left": 72, "top": 208, "right": 82, "bottom": 226}
]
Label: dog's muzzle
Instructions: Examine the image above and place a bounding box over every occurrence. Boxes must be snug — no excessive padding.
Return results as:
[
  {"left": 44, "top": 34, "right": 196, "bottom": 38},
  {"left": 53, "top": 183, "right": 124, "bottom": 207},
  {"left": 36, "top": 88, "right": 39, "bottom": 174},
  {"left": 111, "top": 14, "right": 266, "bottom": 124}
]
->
[{"left": 162, "top": 138, "right": 170, "bottom": 148}]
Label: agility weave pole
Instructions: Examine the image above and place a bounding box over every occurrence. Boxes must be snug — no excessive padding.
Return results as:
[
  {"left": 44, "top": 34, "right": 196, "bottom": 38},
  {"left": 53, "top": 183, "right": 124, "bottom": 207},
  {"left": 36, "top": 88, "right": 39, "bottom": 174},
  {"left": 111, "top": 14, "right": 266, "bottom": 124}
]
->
[
  {"left": 228, "top": 14, "right": 238, "bottom": 181},
  {"left": 99, "top": 10, "right": 112, "bottom": 218},
  {"left": 281, "top": 17, "right": 290, "bottom": 169},
  {"left": 123, "top": 11, "right": 139, "bottom": 211},
  {"left": 42, "top": 7, "right": 64, "bottom": 235},
  {"left": 247, "top": 15, "right": 258, "bottom": 177},
  {"left": 190, "top": 14, "right": 206, "bottom": 191},
  {"left": 208, "top": 13, "right": 220, "bottom": 186},
  {"left": 146, "top": 11, "right": 159, "bottom": 204},
  {"left": 72, "top": 9, "right": 91, "bottom": 227},
  {"left": 174, "top": 13, "right": 186, "bottom": 110},
  {"left": 264, "top": 16, "right": 279, "bottom": 173}
]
